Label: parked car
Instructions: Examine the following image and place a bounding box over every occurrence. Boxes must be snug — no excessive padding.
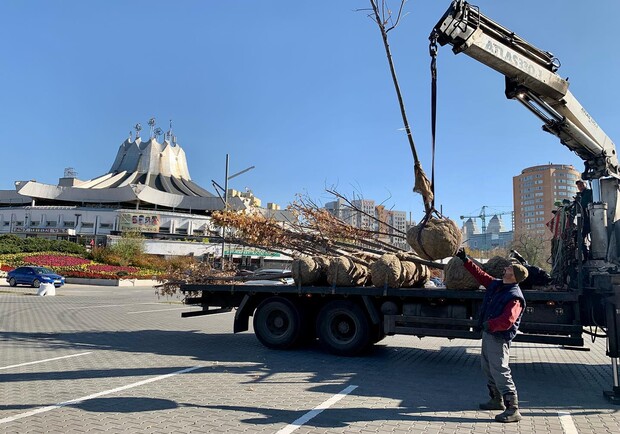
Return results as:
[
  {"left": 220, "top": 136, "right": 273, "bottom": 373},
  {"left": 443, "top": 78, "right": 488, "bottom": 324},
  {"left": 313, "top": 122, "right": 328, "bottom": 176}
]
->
[
  {"left": 430, "top": 277, "right": 444, "bottom": 287},
  {"left": 243, "top": 268, "right": 294, "bottom": 285},
  {"left": 6, "top": 266, "right": 65, "bottom": 288}
]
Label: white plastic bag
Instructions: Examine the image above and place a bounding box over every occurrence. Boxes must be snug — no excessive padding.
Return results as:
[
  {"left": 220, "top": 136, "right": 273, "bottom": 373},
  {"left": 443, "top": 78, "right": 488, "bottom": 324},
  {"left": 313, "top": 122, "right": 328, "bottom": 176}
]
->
[{"left": 37, "top": 282, "right": 56, "bottom": 296}]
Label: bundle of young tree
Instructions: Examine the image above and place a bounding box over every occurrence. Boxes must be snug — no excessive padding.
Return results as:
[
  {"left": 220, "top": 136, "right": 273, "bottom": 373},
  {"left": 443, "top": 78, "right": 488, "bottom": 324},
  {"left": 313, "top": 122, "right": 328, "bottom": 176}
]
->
[
  {"left": 406, "top": 216, "right": 462, "bottom": 261},
  {"left": 210, "top": 194, "right": 445, "bottom": 290}
]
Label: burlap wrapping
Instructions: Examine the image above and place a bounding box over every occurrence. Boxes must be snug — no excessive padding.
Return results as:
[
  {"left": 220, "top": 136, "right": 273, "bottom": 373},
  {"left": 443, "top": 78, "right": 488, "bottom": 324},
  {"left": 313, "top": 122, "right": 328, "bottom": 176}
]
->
[
  {"left": 314, "top": 256, "right": 331, "bottom": 282},
  {"left": 327, "top": 256, "right": 369, "bottom": 287},
  {"left": 406, "top": 216, "right": 462, "bottom": 260},
  {"left": 414, "top": 261, "right": 430, "bottom": 286},
  {"left": 483, "top": 256, "right": 512, "bottom": 279},
  {"left": 444, "top": 256, "right": 483, "bottom": 290},
  {"left": 291, "top": 255, "right": 331, "bottom": 285},
  {"left": 370, "top": 254, "right": 429, "bottom": 288},
  {"left": 291, "top": 256, "right": 321, "bottom": 285},
  {"left": 370, "top": 254, "right": 402, "bottom": 288},
  {"left": 401, "top": 260, "right": 417, "bottom": 287}
]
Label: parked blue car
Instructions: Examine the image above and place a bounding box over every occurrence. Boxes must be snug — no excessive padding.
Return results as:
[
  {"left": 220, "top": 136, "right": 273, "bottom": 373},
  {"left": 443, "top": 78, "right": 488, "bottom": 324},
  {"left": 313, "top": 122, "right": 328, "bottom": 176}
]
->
[{"left": 6, "top": 266, "right": 65, "bottom": 288}]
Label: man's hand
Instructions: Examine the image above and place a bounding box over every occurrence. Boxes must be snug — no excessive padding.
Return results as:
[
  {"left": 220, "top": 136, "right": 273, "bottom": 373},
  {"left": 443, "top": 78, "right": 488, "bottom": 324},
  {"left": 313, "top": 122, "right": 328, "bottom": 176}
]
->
[{"left": 456, "top": 248, "right": 468, "bottom": 263}]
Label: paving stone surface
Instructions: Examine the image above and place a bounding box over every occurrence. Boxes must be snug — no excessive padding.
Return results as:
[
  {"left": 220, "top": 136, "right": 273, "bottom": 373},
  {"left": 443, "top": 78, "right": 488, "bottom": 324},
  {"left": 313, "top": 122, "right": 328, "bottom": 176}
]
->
[{"left": 1, "top": 284, "right": 619, "bottom": 433}]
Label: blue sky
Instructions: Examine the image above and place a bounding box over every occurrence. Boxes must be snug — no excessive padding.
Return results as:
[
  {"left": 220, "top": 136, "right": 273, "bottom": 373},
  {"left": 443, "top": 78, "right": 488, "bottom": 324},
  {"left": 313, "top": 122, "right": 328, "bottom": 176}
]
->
[{"left": 1, "top": 1, "right": 618, "bottom": 227}]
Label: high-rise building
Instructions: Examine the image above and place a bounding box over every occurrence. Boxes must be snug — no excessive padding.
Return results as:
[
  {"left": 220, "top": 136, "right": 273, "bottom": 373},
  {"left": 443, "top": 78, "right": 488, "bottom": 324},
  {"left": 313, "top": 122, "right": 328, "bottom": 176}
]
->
[
  {"left": 513, "top": 164, "right": 581, "bottom": 236},
  {"left": 324, "top": 198, "right": 409, "bottom": 249}
]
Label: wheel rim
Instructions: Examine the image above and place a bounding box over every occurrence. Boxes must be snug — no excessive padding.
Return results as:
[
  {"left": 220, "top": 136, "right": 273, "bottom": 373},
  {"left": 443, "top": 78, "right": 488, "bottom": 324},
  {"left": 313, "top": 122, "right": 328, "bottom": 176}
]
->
[
  {"left": 33, "top": 279, "right": 40, "bottom": 288},
  {"left": 9, "top": 278, "right": 16, "bottom": 287},
  {"left": 329, "top": 313, "right": 356, "bottom": 343},
  {"left": 266, "top": 310, "right": 290, "bottom": 337}
]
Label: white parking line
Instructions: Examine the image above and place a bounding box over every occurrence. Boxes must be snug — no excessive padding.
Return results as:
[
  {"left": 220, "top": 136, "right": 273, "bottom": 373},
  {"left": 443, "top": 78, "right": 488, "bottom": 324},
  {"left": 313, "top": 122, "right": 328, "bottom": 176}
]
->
[
  {"left": 558, "top": 411, "right": 579, "bottom": 434},
  {"left": 0, "top": 365, "right": 202, "bottom": 425},
  {"left": 66, "top": 303, "right": 161, "bottom": 310},
  {"left": 126, "top": 307, "right": 203, "bottom": 314},
  {"left": 276, "top": 385, "right": 358, "bottom": 434},
  {"left": 0, "top": 352, "right": 93, "bottom": 371}
]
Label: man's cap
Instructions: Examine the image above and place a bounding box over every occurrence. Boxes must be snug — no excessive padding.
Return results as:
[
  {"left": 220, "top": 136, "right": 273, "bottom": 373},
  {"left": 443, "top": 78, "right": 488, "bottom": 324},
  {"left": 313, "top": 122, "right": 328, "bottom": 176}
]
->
[{"left": 509, "top": 259, "right": 529, "bottom": 283}]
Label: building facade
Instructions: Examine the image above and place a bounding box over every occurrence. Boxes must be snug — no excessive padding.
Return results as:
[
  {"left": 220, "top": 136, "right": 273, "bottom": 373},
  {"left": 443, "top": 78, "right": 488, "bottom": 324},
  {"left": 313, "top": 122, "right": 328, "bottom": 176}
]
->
[
  {"left": 324, "top": 198, "right": 410, "bottom": 249},
  {"left": 513, "top": 164, "right": 580, "bottom": 236},
  {"left": 461, "top": 215, "right": 513, "bottom": 250},
  {"left": 0, "top": 122, "right": 292, "bottom": 264}
]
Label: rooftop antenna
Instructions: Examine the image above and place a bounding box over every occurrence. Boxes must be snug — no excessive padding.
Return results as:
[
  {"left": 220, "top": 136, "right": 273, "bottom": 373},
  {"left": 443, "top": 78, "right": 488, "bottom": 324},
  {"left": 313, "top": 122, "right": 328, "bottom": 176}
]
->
[
  {"left": 64, "top": 167, "right": 77, "bottom": 178},
  {"left": 134, "top": 123, "right": 142, "bottom": 139},
  {"left": 148, "top": 117, "right": 156, "bottom": 139},
  {"left": 165, "top": 119, "right": 173, "bottom": 143}
]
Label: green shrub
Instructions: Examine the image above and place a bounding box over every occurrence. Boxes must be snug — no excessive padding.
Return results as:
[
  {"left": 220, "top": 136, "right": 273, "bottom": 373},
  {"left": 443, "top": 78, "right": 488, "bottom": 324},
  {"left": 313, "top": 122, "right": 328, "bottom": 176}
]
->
[
  {"left": 0, "top": 235, "right": 86, "bottom": 255},
  {"left": 132, "top": 254, "right": 167, "bottom": 271},
  {"left": 110, "top": 231, "right": 145, "bottom": 267}
]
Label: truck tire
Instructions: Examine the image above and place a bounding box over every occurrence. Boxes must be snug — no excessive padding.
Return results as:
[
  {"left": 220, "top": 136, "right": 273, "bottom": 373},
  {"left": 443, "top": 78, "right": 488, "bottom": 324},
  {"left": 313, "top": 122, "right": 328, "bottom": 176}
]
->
[
  {"left": 316, "top": 300, "right": 371, "bottom": 356},
  {"left": 253, "top": 297, "right": 304, "bottom": 350}
]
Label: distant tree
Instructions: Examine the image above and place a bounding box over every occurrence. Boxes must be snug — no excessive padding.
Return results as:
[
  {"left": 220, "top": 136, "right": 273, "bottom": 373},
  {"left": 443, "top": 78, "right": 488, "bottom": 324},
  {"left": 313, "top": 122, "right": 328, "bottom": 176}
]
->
[
  {"left": 510, "top": 232, "right": 551, "bottom": 271},
  {"left": 111, "top": 231, "right": 145, "bottom": 266}
]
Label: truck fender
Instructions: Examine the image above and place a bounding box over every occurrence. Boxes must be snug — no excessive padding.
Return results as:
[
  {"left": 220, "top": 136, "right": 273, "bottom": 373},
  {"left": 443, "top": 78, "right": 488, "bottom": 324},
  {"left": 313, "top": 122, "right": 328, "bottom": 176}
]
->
[
  {"left": 234, "top": 294, "right": 253, "bottom": 333},
  {"left": 361, "top": 295, "right": 381, "bottom": 325}
]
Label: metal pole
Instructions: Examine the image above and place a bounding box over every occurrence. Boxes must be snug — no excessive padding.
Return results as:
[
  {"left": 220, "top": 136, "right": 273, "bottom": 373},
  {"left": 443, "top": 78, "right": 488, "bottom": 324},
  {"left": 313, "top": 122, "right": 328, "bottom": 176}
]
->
[
  {"left": 613, "top": 357, "right": 619, "bottom": 389},
  {"left": 221, "top": 154, "right": 229, "bottom": 270}
]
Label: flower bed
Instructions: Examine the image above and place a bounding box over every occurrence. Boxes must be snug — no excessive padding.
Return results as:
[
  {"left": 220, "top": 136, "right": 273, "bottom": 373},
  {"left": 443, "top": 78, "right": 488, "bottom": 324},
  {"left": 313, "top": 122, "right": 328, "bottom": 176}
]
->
[
  {"left": 0, "top": 252, "right": 161, "bottom": 280},
  {"left": 23, "top": 254, "right": 91, "bottom": 267}
]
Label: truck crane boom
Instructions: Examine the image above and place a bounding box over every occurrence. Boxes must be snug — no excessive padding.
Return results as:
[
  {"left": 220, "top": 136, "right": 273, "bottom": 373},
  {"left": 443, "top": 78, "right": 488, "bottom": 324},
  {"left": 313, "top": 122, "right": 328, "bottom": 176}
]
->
[{"left": 432, "top": 0, "right": 619, "bottom": 180}]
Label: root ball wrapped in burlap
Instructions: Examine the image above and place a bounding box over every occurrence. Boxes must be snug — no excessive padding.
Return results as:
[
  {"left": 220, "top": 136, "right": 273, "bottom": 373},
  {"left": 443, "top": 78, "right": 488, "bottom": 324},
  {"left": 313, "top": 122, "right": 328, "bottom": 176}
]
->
[
  {"left": 370, "top": 254, "right": 429, "bottom": 288},
  {"left": 444, "top": 256, "right": 482, "bottom": 290},
  {"left": 406, "top": 216, "right": 462, "bottom": 261},
  {"left": 291, "top": 256, "right": 321, "bottom": 285},
  {"left": 327, "top": 256, "right": 369, "bottom": 287},
  {"left": 483, "top": 256, "right": 512, "bottom": 279},
  {"left": 370, "top": 254, "right": 402, "bottom": 288},
  {"left": 291, "top": 255, "right": 331, "bottom": 285},
  {"left": 401, "top": 260, "right": 429, "bottom": 287}
]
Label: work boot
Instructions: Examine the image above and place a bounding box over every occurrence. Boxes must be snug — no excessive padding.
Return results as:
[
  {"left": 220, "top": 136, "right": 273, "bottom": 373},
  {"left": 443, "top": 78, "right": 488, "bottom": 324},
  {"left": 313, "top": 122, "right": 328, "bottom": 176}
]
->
[
  {"left": 495, "top": 393, "right": 522, "bottom": 423},
  {"left": 479, "top": 385, "right": 505, "bottom": 411}
]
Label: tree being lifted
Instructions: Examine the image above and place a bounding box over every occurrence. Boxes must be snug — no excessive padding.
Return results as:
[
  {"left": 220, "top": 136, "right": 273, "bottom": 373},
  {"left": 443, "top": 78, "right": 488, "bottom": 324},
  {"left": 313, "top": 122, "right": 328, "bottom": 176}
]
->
[{"left": 366, "top": 0, "right": 461, "bottom": 260}]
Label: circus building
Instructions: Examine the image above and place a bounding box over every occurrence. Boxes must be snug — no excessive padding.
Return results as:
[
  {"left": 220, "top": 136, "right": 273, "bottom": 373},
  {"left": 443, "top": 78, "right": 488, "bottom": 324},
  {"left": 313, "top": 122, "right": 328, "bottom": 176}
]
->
[{"left": 0, "top": 120, "right": 291, "bottom": 260}]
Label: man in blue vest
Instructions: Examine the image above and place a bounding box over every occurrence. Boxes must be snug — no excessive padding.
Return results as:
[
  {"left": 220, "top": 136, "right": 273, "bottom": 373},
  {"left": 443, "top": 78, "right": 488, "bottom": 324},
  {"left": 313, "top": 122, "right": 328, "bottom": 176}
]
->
[{"left": 456, "top": 248, "right": 527, "bottom": 423}]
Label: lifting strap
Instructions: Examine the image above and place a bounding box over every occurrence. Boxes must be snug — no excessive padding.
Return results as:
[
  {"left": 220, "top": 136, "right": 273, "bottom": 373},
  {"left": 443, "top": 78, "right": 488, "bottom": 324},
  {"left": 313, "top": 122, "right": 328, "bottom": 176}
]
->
[
  {"left": 429, "top": 31, "right": 439, "bottom": 210},
  {"left": 413, "top": 33, "right": 443, "bottom": 260}
]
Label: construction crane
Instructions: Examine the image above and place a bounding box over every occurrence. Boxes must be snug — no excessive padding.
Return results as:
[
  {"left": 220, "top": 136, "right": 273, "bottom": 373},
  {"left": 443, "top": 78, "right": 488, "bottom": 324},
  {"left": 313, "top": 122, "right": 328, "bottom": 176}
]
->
[{"left": 460, "top": 206, "right": 514, "bottom": 233}]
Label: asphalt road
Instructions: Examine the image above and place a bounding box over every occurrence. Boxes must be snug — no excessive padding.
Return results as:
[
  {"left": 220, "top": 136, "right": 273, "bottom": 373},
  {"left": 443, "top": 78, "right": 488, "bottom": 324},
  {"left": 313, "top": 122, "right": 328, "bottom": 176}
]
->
[{"left": 1, "top": 283, "right": 619, "bottom": 433}]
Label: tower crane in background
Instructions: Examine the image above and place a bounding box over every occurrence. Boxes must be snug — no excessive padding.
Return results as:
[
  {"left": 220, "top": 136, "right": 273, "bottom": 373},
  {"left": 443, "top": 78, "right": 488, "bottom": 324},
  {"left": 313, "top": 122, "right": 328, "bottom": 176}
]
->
[{"left": 460, "top": 206, "right": 514, "bottom": 233}]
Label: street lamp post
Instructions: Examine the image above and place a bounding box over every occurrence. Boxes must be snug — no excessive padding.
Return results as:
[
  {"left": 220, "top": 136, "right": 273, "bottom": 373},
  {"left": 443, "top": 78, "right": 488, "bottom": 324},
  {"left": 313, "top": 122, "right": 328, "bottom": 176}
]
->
[{"left": 220, "top": 153, "right": 255, "bottom": 269}]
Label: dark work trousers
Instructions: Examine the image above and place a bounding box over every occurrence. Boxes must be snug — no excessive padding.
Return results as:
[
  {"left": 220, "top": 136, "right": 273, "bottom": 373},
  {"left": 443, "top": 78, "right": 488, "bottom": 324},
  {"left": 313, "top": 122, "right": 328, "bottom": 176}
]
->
[{"left": 481, "top": 331, "right": 517, "bottom": 396}]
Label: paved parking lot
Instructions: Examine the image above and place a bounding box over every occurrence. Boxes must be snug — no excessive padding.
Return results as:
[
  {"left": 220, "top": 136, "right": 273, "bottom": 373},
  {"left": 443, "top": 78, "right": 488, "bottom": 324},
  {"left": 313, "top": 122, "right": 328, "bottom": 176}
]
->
[{"left": 1, "top": 283, "right": 619, "bottom": 433}]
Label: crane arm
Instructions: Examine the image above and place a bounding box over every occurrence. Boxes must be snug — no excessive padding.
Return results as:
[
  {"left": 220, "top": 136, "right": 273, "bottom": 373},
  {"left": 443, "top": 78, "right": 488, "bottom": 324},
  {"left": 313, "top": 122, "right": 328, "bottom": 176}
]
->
[{"left": 432, "top": 1, "right": 619, "bottom": 180}]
